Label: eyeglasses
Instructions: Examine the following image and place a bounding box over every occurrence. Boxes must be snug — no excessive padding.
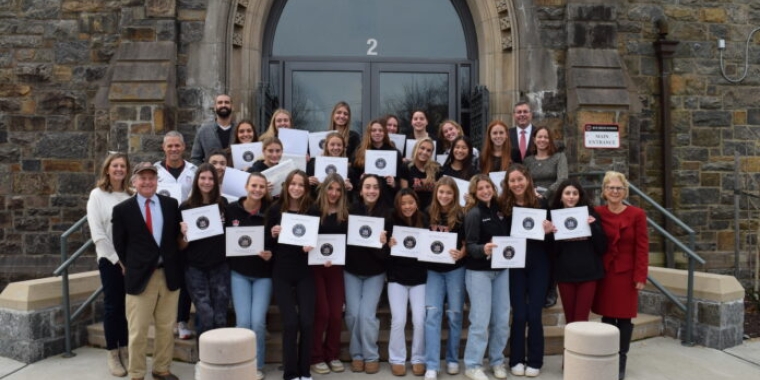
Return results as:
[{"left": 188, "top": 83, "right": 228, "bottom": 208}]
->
[{"left": 605, "top": 186, "right": 625, "bottom": 193}]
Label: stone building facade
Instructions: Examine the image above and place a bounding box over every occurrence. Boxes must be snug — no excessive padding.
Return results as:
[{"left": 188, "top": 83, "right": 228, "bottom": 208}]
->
[{"left": 0, "top": 0, "right": 759, "bottom": 287}]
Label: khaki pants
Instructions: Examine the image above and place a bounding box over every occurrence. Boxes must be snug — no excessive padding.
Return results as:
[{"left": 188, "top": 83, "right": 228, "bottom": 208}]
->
[{"left": 126, "top": 269, "right": 179, "bottom": 379}]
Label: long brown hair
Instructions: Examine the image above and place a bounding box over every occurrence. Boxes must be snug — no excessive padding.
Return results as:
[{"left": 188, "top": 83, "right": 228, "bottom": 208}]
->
[
  {"left": 464, "top": 174, "right": 498, "bottom": 212},
  {"left": 316, "top": 173, "right": 349, "bottom": 222},
  {"left": 278, "top": 170, "right": 312, "bottom": 214},
  {"left": 353, "top": 119, "right": 390, "bottom": 168},
  {"left": 328, "top": 101, "right": 352, "bottom": 141},
  {"left": 529, "top": 126, "right": 558, "bottom": 156},
  {"left": 186, "top": 163, "right": 224, "bottom": 208},
  {"left": 233, "top": 119, "right": 259, "bottom": 144},
  {"left": 480, "top": 120, "right": 511, "bottom": 173},
  {"left": 428, "top": 176, "right": 463, "bottom": 231},
  {"left": 246, "top": 172, "right": 272, "bottom": 204},
  {"left": 393, "top": 188, "right": 424, "bottom": 227},
  {"left": 499, "top": 164, "right": 539, "bottom": 216},
  {"left": 96, "top": 152, "right": 134, "bottom": 195}
]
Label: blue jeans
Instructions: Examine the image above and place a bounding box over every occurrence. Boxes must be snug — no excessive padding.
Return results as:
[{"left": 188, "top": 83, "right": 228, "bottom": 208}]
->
[
  {"left": 344, "top": 271, "right": 385, "bottom": 362},
  {"left": 464, "top": 269, "right": 510, "bottom": 369},
  {"left": 230, "top": 270, "right": 272, "bottom": 370},
  {"left": 424, "top": 267, "right": 465, "bottom": 371}
]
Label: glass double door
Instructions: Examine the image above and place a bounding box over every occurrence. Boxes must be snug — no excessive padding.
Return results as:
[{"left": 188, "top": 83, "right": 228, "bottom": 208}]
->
[{"left": 284, "top": 61, "right": 456, "bottom": 135}]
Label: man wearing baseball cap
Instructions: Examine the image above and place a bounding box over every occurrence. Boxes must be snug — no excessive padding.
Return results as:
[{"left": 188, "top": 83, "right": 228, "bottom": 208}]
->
[{"left": 112, "top": 162, "right": 182, "bottom": 380}]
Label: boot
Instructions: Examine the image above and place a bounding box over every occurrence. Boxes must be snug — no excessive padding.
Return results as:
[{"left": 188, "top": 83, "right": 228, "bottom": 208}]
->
[
  {"left": 107, "top": 349, "right": 127, "bottom": 377},
  {"left": 618, "top": 320, "right": 634, "bottom": 380},
  {"left": 118, "top": 346, "right": 129, "bottom": 371},
  {"left": 544, "top": 285, "right": 558, "bottom": 308}
]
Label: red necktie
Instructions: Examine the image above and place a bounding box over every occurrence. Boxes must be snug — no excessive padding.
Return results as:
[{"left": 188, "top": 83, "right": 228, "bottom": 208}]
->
[
  {"left": 145, "top": 199, "right": 153, "bottom": 234},
  {"left": 519, "top": 130, "right": 527, "bottom": 159}
]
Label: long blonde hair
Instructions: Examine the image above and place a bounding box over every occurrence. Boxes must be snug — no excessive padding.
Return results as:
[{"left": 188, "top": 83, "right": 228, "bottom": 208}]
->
[
  {"left": 316, "top": 173, "right": 349, "bottom": 222},
  {"left": 409, "top": 137, "right": 439, "bottom": 185},
  {"left": 321, "top": 132, "right": 346, "bottom": 157},
  {"left": 259, "top": 109, "right": 291, "bottom": 141},
  {"left": 428, "top": 176, "right": 463, "bottom": 231}
]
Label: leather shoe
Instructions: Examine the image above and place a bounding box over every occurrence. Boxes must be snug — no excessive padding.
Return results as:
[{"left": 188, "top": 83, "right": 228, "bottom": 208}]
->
[{"left": 152, "top": 372, "right": 179, "bottom": 380}]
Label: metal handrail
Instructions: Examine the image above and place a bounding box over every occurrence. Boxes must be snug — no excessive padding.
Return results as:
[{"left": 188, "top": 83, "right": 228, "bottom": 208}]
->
[
  {"left": 56, "top": 215, "right": 97, "bottom": 358},
  {"left": 573, "top": 171, "right": 705, "bottom": 346}
]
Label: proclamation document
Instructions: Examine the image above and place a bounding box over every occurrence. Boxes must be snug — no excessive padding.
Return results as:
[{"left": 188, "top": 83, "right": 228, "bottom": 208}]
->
[
  {"left": 390, "top": 226, "right": 427, "bottom": 258},
  {"left": 278, "top": 128, "right": 309, "bottom": 155},
  {"left": 182, "top": 204, "right": 224, "bottom": 242},
  {"left": 156, "top": 183, "right": 182, "bottom": 204},
  {"left": 222, "top": 167, "right": 252, "bottom": 199},
  {"left": 364, "top": 150, "right": 398, "bottom": 177},
  {"left": 417, "top": 231, "right": 457, "bottom": 264},
  {"left": 347, "top": 215, "right": 385, "bottom": 248},
  {"left": 388, "top": 133, "right": 406, "bottom": 154},
  {"left": 308, "top": 234, "right": 346, "bottom": 265},
  {"left": 281, "top": 153, "right": 307, "bottom": 172},
  {"left": 491, "top": 236, "right": 527, "bottom": 269},
  {"left": 308, "top": 131, "right": 331, "bottom": 156},
  {"left": 226, "top": 226, "right": 265, "bottom": 257},
  {"left": 278, "top": 212, "right": 320, "bottom": 247},
  {"left": 489, "top": 171, "right": 506, "bottom": 196},
  {"left": 261, "top": 159, "right": 297, "bottom": 197},
  {"left": 314, "top": 156, "right": 348, "bottom": 182},
  {"left": 230, "top": 142, "right": 263, "bottom": 170},
  {"left": 510, "top": 207, "right": 548, "bottom": 241},
  {"left": 551, "top": 206, "right": 591, "bottom": 240},
  {"left": 444, "top": 175, "right": 470, "bottom": 207}
]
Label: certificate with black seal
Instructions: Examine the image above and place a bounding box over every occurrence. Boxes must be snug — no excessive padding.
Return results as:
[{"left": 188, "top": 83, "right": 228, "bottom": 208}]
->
[
  {"left": 182, "top": 204, "right": 224, "bottom": 242},
  {"left": 418, "top": 231, "right": 457, "bottom": 264},
  {"left": 365, "top": 150, "right": 397, "bottom": 177},
  {"left": 314, "top": 156, "right": 348, "bottom": 182},
  {"left": 278, "top": 213, "right": 320, "bottom": 247},
  {"left": 390, "top": 226, "right": 426, "bottom": 258},
  {"left": 491, "top": 236, "right": 526, "bottom": 269},
  {"left": 308, "top": 131, "right": 331, "bottom": 156},
  {"left": 230, "top": 142, "right": 263, "bottom": 170},
  {"left": 226, "top": 226, "right": 265, "bottom": 257},
  {"left": 156, "top": 183, "right": 182, "bottom": 204},
  {"left": 510, "top": 207, "right": 547, "bottom": 241},
  {"left": 347, "top": 215, "right": 385, "bottom": 248},
  {"left": 308, "top": 234, "right": 346, "bottom": 265},
  {"left": 551, "top": 206, "right": 591, "bottom": 240}
]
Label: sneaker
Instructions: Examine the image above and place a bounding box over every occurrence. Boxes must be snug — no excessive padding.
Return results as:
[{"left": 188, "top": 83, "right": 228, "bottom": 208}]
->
[
  {"left": 511, "top": 363, "right": 525, "bottom": 376},
  {"left": 424, "top": 369, "right": 438, "bottom": 380},
  {"left": 300, "top": 377, "right": 314, "bottom": 380},
  {"left": 256, "top": 370, "right": 265, "bottom": 380},
  {"left": 525, "top": 367, "right": 540, "bottom": 377},
  {"left": 492, "top": 363, "right": 508, "bottom": 379},
  {"left": 446, "top": 362, "right": 460, "bottom": 375},
  {"left": 465, "top": 368, "right": 489, "bottom": 380},
  {"left": 177, "top": 321, "right": 192, "bottom": 340},
  {"left": 328, "top": 360, "right": 345, "bottom": 373},
  {"left": 311, "top": 362, "right": 330, "bottom": 374}
]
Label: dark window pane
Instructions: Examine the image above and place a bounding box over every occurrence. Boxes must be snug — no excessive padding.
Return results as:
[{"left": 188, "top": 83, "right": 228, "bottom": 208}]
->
[
  {"left": 289, "top": 70, "right": 363, "bottom": 133},
  {"left": 378, "top": 72, "right": 449, "bottom": 135}
]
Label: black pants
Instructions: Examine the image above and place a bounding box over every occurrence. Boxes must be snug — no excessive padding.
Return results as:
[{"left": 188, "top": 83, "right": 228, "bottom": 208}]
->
[
  {"left": 273, "top": 271, "right": 316, "bottom": 380},
  {"left": 98, "top": 258, "right": 129, "bottom": 350}
]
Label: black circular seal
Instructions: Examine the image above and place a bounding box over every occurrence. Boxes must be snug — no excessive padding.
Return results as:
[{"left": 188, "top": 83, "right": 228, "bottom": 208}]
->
[
  {"left": 325, "top": 164, "right": 337, "bottom": 175},
  {"left": 375, "top": 158, "right": 387, "bottom": 169},
  {"left": 564, "top": 217, "right": 578, "bottom": 230},
  {"left": 430, "top": 241, "right": 444, "bottom": 254},
  {"left": 522, "top": 217, "right": 535, "bottom": 230},
  {"left": 158, "top": 189, "right": 170, "bottom": 196},
  {"left": 503, "top": 246, "right": 515, "bottom": 260},
  {"left": 319, "top": 139, "right": 326, "bottom": 149},
  {"left": 292, "top": 223, "right": 306, "bottom": 237},
  {"left": 243, "top": 151, "right": 254, "bottom": 162},
  {"left": 238, "top": 235, "right": 252, "bottom": 248},
  {"left": 359, "top": 225, "right": 372, "bottom": 238},
  {"left": 403, "top": 236, "right": 417, "bottom": 249},
  {"left": 196, "top": 216, "right": 210, "bottom": 230},
  {"left": 320, "top": 243, "right": 333, "bottom": 256}
]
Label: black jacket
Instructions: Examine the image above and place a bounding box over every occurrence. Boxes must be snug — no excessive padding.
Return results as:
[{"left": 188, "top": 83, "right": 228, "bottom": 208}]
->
[{"left": 464, "top": 200, "right": 509, "bottom": 271}]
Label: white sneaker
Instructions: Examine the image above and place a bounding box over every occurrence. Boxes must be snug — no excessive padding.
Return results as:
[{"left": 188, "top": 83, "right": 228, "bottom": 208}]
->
[
  {"left": 492, "top": 363, "right": 508, "bottom": 379},
  {"left": 465, "top": 368, "right": 489, "bottom": 380},
  {"left": 525, "top": 366, "right": 540, "bottom": 377},
  {"left": 300, "top": 377, "right": 314, "bottom": 380},
  {"left": 256, "top": 370, "right": 265, "bottom": 380},
  {"left": 511, "top": 363, "right": 525, "bottom": 376},
  {"left": 447, "top": 362, "right": 460, "bottom": 375},
  {"left": 424, "top": 369, "right": 438, "bottom": 380},
  {"left": 177, "top": 321, "right": 192, "bottom": 340}
]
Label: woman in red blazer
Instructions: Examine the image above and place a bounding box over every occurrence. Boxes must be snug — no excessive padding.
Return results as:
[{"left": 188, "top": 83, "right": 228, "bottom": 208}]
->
[{"left": 592, "top": 171, "right": 649, "bottom": 380}]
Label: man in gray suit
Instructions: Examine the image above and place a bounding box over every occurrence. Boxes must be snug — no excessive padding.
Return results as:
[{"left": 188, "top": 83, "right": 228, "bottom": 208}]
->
[{"left": 190, "top": 94, "right": 235, "bottom": 165}]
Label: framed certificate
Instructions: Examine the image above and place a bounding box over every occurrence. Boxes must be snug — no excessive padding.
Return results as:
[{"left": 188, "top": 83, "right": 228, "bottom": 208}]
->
[
  {"left": 364, "top": 150, "right": 397, "bottom": 177},
  {"left": 156, "top": 183, "right": 182, "bottom": 204},
  {"left": 314, "top": 156, "right": 348, "bottom": 182},
  {"left": 261, "top": 159, "right": 297, "bottom": 197},
  {"left": 388, "top": 133, "right": 406, "bottom": 154},
  {"left": 226, "top": 226, "right": 265, "bottom": 257},
  {"left": 278, "top": 128, "right": 309, "bottom": 155},
  {"left": 308, "top": 131, "right": 331, "bottom": 156},
  {"left": 222, "top": 167, "right": 252, "bottom": 199},
  {"left": 390, "top": 226, "right": 427, "bottom": 258},
  {"left": 491, "top": 236, "right": 526, "bottom": 269},
  {"left": 347, "top": 215, "right": 385, "bottom": 248},
  {"left": 404, "top": 139, "right": 436, "bottom": 160},
  {"left": 444, "top": 175, "right": 470, "bottom": 207},
  {"left": 510, "top": 207, "right": 548, "bottom": 241},
  {"left": 489, "top": 171, "right": 506, "bottom": 196},
  {"left": 278, "top": 213, "right": 320, "bottom": 247},
  {"left": 418, "top": 231, "right": 457, "bottom": 264},
  {"left": 308, "top": 234, "right": 346, "bottom": 265},
  {"left": 551, "top": 207, "right": 591, "bottom": 240},
  {"left": 182, "top": 204, "right": 224, "bottom": 242},
  {"left": 230, "top": 142, "right": 263, "bottom": 170}
]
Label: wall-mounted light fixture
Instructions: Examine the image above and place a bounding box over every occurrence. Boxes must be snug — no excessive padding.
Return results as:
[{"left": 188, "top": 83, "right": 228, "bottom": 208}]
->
[{"left": 718, "top": 27, "right": 760, "bottom": 83}]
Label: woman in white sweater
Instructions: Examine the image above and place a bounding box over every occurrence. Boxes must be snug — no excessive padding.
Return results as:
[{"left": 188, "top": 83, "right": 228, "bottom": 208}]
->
[{"left": 86, "top": 153, "right": 133, "bottom": 377}]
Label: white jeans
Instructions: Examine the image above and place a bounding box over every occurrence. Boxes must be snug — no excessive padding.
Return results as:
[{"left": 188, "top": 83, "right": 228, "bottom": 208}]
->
[{"left": 387, "top": 282, "right": 426, "bottom": 364}]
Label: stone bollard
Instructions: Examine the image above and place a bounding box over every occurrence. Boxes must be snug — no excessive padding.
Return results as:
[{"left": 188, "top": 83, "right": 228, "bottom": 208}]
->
[
  {"left": 196, "top": 327, "right": 257, "bottom": 380},
  {"left": 564, "top": 321, "right": 619, "bottom": 380}
]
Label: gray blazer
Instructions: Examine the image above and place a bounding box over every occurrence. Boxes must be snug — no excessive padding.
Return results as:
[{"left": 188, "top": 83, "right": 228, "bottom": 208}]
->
[{"left": 190, "top": 122, "right": 231, "bottom": 165}]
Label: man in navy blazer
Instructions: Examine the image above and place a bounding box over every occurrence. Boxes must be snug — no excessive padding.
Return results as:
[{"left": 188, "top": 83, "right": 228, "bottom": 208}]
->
[
  {"left": 113, "top": 162, "right": 181, "bottom": 380},
  {"left": 509, "top": 101, "right": 536, "bottom": 164}
]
